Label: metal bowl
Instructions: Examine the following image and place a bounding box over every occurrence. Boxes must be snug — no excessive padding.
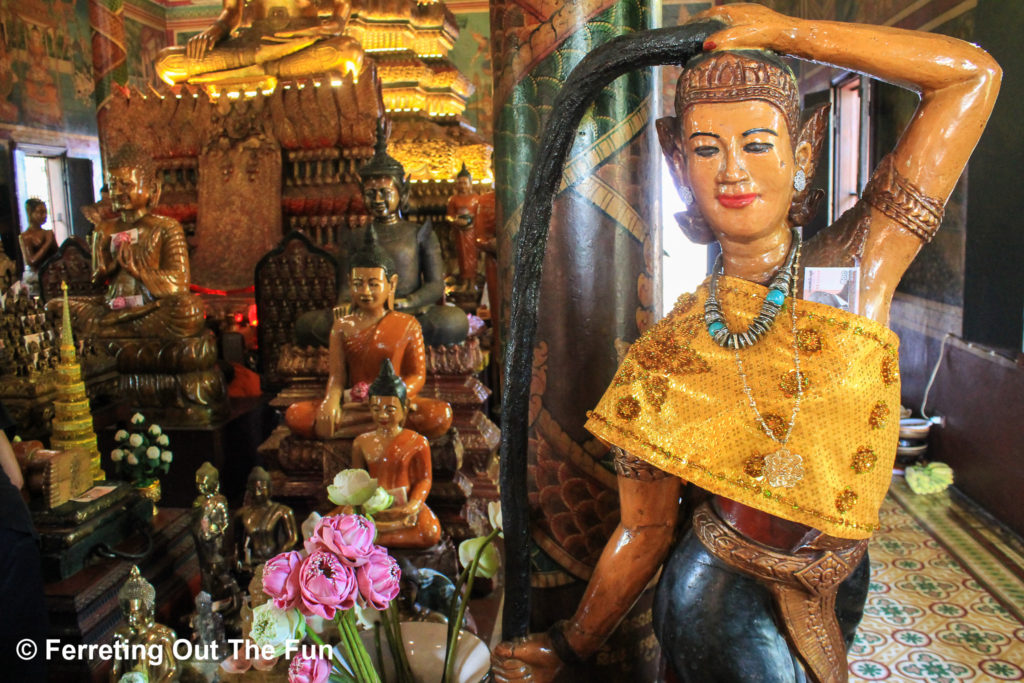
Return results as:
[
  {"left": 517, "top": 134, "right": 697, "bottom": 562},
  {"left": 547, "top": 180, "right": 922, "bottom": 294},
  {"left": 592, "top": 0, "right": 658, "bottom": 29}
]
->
[{"left": 900, "top": 418, "right": 932, "bottom": 441}]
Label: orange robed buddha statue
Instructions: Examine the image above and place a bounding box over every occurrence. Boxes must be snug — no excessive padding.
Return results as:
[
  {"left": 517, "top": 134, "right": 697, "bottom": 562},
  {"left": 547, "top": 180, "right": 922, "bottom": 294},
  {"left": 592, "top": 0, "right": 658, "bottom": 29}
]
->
[
  {"left": 64, "top": 144, "right": 204, "bottom": 340},
  {"left": 348, "top": 358, "right": 441, "bottom": 549},
  {"left": 285, "top": 227, "right": 453, "bottom": 440},
  {"left": 154, "top": 0, "right": 364, "bottom": 92},
  {"left": 446, "top": 164, "right": 480, "bottom": 292}
]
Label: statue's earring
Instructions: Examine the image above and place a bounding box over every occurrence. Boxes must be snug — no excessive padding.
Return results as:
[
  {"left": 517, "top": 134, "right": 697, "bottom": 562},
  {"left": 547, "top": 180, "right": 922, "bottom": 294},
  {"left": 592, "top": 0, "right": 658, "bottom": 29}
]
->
[
  {"left": 680, "top": 185, "right": 694, "bottom": 205},
  {"left": 793, "top": 169, "right": 807, "bottom": 193}
]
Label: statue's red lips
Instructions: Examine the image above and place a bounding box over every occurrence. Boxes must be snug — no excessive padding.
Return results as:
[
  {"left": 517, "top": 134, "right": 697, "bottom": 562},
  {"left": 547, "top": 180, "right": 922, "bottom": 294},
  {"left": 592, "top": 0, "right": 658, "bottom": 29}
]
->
[{"left": 717, "top": 193, "right": 758, "bottom": 208}]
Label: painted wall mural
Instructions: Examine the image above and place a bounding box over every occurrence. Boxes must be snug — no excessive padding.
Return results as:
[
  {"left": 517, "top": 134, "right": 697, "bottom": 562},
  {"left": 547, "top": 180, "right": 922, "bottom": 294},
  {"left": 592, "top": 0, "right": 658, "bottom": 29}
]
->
[
  {"left": 0, "top": 0, "right": 97, "bottom": 135},
  {"left": 449, "top": 11, "right": 493, "bottom": 141}
]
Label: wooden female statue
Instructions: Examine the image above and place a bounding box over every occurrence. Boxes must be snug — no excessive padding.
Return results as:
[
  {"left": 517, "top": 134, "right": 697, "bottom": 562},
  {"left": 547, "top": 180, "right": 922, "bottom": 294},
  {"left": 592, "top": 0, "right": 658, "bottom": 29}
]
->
[{"left": 492, "top": 5, "right": 1000, "bottom": 682}]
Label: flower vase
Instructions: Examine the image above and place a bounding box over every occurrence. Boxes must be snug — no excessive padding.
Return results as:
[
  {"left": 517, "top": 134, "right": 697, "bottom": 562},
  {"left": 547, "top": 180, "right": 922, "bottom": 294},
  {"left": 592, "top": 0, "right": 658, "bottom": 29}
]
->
[
  {"left": 135, "top": 479, "right": 161, "bottom": 515},
  {"left": 358, "top": 621, "right": 489, "bottom": 683}
]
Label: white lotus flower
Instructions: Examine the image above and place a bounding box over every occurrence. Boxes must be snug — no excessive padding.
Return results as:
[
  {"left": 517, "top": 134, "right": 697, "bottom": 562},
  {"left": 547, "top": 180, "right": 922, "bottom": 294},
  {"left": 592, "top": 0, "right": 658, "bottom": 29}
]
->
[
  {"left": 362, "top": 487, "right": 394, "bottom": 516},
  {"left": 488, "top": 501, "right": 504, "bottom": 537},
  {"left": 160, "top": 451, "right": 173, "bottom": 463},
  {"left": 146, "top": 446, "right": 160, "bottom": 460},
  {"left": 114, "top": 430, "right": 129, "bottom": 442},
  {"left": 156, "top": 434, "right": 170, "bottom": 447},
  {"left": 126, "top": 454, "right": 139, "bottom": 465},
  {"left": 250, "top": 603, "right": 306, "bottom": 657},
  {"left": 301, "top": 511, "right": 322, "bottom": 541},
  {"left": 130, "top": 413, "right": 145, "bottom": 425},
  {"left": 148, "top": 424, "right": 162, "bottom": 437},
  {"left": 326, "top": 469, "right": 378, "bottom": 507},
  {"left": 129, "top": 434, "right": 143, "bottom": 448},
  {"left": 111, "top": 449, "right": 124, "bottom": 462}
]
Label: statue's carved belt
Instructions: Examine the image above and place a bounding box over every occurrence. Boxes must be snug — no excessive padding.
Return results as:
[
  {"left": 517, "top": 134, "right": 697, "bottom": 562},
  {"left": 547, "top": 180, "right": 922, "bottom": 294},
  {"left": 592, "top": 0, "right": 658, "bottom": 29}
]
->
[{"left": 692, "top": 502, "right": 867, "bottom": 683}]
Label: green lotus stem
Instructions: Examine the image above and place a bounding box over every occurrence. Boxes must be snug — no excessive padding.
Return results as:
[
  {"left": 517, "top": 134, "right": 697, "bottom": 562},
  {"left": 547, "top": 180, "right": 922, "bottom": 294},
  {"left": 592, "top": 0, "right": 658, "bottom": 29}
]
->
[
  {"left": 383, "top": 603, "right": 414, "bottom": 683},
  {"left": 373, "top": 622, "right": 387, "bottom": 683},
  {"left": 337, "top": 611, "right": 380, "bottom": 683},
  {"left": 308, "top": 628, "right": 356, "bottom": 683},
  {"left": 443, "top": 527, "right": 501, "bottom": 683}
]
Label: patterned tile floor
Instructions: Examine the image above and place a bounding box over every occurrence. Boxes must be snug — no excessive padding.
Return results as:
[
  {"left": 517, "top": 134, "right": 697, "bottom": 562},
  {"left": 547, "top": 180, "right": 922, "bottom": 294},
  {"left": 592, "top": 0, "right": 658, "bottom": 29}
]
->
[{"left": 849, "top": 478, "right": 1024, "bottom": 682}]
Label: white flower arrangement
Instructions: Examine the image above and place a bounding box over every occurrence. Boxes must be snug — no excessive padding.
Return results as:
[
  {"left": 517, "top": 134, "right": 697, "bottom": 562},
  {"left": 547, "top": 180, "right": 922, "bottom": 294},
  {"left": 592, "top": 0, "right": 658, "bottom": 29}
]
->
[{"left": 110, "top": 413, "right": 172, "bottom": 488}]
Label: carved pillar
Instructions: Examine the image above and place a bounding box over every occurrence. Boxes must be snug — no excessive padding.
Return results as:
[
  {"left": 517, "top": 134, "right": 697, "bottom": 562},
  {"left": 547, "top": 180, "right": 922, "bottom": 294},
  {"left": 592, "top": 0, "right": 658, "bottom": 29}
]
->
[
  {"left": 193, "top": 100, "right": 283, "bottom": 292},
  {"left": 89, "top": 0, "right": 129, "bottom": 146},
  {"left": 491, "top": 0, "right": 661, "bottom": 678}
]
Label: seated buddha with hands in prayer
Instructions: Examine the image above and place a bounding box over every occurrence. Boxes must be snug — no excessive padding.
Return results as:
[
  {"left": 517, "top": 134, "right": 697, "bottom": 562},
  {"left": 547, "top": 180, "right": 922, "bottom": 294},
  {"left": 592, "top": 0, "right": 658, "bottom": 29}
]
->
[
  {"left": 338, "top": 358, "right": 441, "bottom": 549},
  {"left": 493, "top": 5, "right": 1000, "bottom": 683},
  {"left": 64, "top": 144, "right": 204, "bottom": 340},
  {"left": 285, "top": 228, "right": 452, "bottom": 440}
]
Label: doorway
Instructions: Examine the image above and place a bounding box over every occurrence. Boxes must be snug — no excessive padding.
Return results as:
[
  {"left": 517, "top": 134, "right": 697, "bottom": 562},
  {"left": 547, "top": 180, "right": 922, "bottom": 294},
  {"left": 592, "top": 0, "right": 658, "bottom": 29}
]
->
[{"left": 13, "top": 144, "right": 72, "bottom": 245}]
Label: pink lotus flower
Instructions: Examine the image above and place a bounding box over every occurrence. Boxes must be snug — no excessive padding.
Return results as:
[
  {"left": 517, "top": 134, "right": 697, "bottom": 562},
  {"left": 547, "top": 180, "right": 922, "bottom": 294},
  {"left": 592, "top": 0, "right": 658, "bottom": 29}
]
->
[
  {"left": 305, "top": 514, "right": 377, "bottom": 567},
  {"left": 288, "top": 654, "right": 331, "bottom": 683},
  {"left": 357, "top": 546, "right": 401, "bottom": 610},
  {"left": 298, "top": 550, "right": 357, "bottom": 619},
  {"left": 263, "top": 550, "right": 303, "bottom": 610},
  {"left": 350, "top": 381, "right": 370, "bottom": 403}
]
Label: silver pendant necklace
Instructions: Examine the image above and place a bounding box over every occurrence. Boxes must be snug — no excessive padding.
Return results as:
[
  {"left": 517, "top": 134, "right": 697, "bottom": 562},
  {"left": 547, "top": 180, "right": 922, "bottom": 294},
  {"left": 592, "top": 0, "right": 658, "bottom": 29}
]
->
[{"left": 731, "top": 233, "right": 805, "bottom": 488}]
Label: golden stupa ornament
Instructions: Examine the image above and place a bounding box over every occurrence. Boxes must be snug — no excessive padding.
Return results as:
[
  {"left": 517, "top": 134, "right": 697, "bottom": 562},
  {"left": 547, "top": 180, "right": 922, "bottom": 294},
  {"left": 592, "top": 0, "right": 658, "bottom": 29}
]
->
[{"left": 50, "top": 281, "right": 103, "bottom": 481}]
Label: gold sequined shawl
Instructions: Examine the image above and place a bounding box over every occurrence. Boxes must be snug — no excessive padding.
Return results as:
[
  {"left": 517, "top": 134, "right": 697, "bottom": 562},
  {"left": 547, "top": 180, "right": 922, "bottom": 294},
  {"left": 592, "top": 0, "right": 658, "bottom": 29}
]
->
[{"left": 584, "top": 275, "right": 900, "bottom": 540}]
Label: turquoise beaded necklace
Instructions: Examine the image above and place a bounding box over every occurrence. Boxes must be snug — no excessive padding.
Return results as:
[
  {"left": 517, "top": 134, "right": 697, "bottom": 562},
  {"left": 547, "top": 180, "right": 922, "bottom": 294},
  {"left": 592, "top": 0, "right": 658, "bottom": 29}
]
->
[{"left": 704, "top": 226, "right": 802, "bottom": 349}]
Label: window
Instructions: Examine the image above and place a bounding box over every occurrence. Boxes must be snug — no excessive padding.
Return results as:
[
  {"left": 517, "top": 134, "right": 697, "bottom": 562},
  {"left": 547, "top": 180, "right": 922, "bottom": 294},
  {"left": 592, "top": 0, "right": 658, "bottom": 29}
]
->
[{"left": 832, "top": 74, "right": 870, "bottom": 220}]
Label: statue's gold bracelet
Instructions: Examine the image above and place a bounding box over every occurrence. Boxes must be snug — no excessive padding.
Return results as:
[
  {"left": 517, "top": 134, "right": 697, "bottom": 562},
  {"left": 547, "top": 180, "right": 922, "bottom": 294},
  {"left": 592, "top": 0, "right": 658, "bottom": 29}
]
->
[
  {"left": 864, "top": 153, "right": 945, "bottom": 243},
  {"left": 612, "top": 446, "right": 671, "bottom": 481}
]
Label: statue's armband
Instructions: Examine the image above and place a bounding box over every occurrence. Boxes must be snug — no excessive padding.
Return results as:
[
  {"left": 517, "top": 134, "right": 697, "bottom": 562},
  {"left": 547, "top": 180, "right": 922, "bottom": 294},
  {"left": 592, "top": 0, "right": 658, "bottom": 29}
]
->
[
  {"left": 612, "top": 446, "right": 670, "bottom": 481},
  {"left": 863, "top": 153, "right": 945, "bottom": 243}
]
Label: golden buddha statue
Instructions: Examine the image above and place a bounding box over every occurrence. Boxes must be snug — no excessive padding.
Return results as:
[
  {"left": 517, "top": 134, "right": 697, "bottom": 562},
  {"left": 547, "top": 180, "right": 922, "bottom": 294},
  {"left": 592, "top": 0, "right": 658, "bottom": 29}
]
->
[
  {"left": 233, "top": 466, "right": 299, "bottom": 578},
  {"left": 64, "top": 144, "right": 204, "bottom": 340},
  {"left": 191, "top": 462, "right": 242, "bottom": 621},
  {"left": 349, "top": 359, "right": 441, "bottom": 549},
  {"left": 446, "top": 164, "right": 481, "bottom": 293},
  {"left": 110, "top": 565, "right": 177, "bottom": 683},
  {"left": 153, "top": 0, "right": 364, "bottom": 92},
  {"left": 285, "top": 227, "right": 453, "bottom": 440}
]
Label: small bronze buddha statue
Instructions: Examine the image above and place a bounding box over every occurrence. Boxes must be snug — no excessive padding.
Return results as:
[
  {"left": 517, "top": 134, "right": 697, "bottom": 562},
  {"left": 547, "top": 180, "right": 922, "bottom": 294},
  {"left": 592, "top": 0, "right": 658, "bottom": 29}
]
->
[
  {"left": 190, "top": 462, "right": 242, "bottom": 625},
  {"left": 233, "top": 466, "right": 299, "bottom": 579},
  {"left": 153, "top": 0, "right": 364, "bottom": 92},
  {"left": 110, "top": 565, "right": 177, "bottom": 683},
  {"left": 18, "top": 198, "right": 57, "bottom": 295},
  {"left": 294, "top": 123, "right": 469, "bottom": 348}
]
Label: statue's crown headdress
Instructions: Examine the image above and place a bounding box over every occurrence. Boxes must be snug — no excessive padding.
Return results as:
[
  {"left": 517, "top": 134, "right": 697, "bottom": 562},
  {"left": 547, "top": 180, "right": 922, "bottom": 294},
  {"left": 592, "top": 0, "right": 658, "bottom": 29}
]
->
[
  {"left": 676, "top": 51, "right": 800, "bottom": 139},
  {"left": 118, "top": 565, "right": 156, "bottom": 607},
  {"left": 359, "top": 120, "right": 406, "bottom": 182}
]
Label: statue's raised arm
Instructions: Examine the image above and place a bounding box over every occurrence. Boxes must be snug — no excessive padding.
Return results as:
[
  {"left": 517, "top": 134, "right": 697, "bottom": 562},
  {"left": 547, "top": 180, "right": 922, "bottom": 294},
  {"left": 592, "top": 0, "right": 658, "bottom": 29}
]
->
[{"left": 698, "top": 3, "right": 1001, "bottom": 322}]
